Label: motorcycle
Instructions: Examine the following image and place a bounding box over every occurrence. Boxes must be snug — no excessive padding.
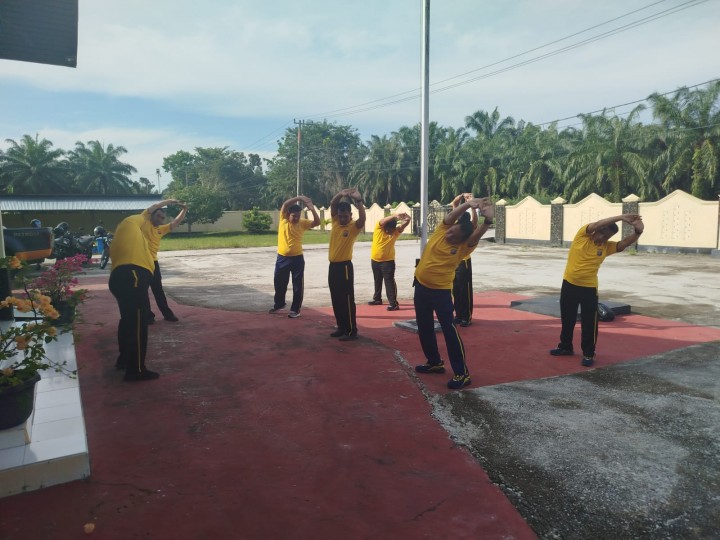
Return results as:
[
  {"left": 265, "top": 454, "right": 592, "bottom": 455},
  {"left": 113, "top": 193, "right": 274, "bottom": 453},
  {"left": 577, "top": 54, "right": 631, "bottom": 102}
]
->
[
  {"left": 94, "top": 226, "right": 112, "bottom": 269},
  {"left": 51, "top": 222, "right": 94, "bottom": 263}
]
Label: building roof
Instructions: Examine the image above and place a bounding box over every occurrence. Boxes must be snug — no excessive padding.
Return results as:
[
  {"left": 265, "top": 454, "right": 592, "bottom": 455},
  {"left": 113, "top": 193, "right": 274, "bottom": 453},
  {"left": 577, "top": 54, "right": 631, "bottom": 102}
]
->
[{"left": 0, "top": 195, "right": 163, "bottom": 212}]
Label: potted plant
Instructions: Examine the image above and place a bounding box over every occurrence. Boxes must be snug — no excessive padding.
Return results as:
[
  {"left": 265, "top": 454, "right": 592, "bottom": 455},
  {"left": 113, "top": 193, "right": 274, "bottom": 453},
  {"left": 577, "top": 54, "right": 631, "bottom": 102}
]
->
[
  {"left": 0, "top": 256, "right": 76, "bottom": 430},
  {"left": 29, "top": 254, "right": 89, "bottom": 326}
]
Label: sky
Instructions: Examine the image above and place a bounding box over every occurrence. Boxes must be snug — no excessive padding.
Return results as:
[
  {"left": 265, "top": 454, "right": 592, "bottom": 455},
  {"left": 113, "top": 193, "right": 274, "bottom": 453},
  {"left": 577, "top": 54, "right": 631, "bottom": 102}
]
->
[{"left": 1, "top": 0, "right": 719, "bottom": 192}]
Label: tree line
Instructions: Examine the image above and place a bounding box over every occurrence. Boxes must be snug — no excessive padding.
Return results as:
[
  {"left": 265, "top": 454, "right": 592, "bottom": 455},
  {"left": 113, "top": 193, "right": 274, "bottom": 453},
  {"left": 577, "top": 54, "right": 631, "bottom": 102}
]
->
[{"left": 2, "top": 82, "right": 718, "bottom": 222}]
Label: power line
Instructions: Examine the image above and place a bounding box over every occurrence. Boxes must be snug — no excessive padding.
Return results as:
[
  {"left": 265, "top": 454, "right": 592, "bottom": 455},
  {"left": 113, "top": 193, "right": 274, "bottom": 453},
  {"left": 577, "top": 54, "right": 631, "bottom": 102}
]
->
[{"left": 303, "top": 0, "right": 707, "bottom": 121}]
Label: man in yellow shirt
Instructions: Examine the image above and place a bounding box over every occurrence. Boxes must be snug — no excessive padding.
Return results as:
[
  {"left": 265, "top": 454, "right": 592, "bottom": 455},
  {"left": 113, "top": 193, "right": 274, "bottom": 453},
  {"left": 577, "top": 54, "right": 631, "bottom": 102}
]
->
[
  {"left": 368, "top": 212, "right": 410, "bottom": 311},
  {"left": 328, "top": 188, "right": 366, "bottom": 341},
  {"left": 143, "top": 200, "right": 188, "bottom": 323},
  {"left": 413, "top": 197, "right": 494, "bottom": 390},
  {"left": 269, "top": 195, "right": 321, "bottom": 318},
  {"left": 108, "top": 210, "right": 157, "bottom": 381},
  {"left": 450, "top": 193, "right": 484, "bottom": 327},
  {"left": 550, "top": 214, "right": 644, "bottom": 367}
]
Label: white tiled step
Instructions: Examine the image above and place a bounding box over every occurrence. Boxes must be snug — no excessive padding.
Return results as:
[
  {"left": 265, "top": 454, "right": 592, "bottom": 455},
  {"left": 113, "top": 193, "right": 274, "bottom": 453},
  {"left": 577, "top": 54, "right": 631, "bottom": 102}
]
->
[{"left": 0, "top": 330, "right": 90, "bottom": 498}]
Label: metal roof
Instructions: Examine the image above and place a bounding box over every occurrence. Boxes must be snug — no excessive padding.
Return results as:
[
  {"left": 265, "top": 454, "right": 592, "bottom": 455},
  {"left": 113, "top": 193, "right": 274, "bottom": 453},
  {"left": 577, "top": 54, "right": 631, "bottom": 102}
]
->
[{"left": 0, "top": 196, "right": 163, "bottom": 212}]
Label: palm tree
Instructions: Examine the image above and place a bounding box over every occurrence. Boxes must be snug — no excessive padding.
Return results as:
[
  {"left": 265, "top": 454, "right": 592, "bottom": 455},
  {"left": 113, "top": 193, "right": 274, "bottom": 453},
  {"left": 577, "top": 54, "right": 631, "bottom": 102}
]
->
[
  {"left": 433, "top": 128, "right": 469, "bottom": 202},
  {"left": 351, "top": 135, "right": 409, "bottom": 205},
  {"left": 68, "top": 140, "right": 137, "bottom": 195},
  {"left": 0, "top": 134, "right": 68, "bottom": 194},
  {"left": 516, "top": 123, "right": 573, "bottom": 200},
  {"left": 563, "top": 106, "right": 651, "bottom": 202},
  {"left": 648, "top": 81, "right": 720, "bottom": 199}
]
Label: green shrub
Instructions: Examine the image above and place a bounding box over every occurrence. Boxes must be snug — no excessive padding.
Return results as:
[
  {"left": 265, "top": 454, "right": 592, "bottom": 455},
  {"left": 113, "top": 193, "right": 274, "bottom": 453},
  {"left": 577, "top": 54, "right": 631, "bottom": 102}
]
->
[{"left": 243, "top": 208, "right": 272, "bottom": 234}]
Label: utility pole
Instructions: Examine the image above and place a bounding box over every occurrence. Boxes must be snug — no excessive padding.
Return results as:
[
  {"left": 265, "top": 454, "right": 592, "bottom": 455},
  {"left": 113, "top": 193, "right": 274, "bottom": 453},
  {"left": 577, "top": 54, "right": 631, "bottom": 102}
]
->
[
  {"left": 155, "top": 168, "right": 161, "bottom": 194},
  {"left": 293, "top": 119, "right": 312, "bottom": 197}
]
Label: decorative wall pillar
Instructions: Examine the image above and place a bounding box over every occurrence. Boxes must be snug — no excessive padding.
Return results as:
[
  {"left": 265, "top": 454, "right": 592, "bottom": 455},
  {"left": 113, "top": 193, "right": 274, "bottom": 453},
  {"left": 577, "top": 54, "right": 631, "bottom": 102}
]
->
[
  {"left": 622, "top": 194, "right": 641, "bottom": 245},
  {"left": 550, "top": 196, "right": 566, "bottom": 247},
  {"left": 495, "top": 199, "right": 506, "bottom": 244}
]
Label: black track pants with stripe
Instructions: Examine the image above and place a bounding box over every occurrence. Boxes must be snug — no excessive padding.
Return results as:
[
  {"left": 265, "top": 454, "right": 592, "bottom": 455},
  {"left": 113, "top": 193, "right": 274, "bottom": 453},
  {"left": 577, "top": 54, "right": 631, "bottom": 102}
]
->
[
  {"left": 109, "top": 264, "right": 152, "bottom": 374},
  {"left": 328, "top": 260, "right": 357, "bottom": 336}
]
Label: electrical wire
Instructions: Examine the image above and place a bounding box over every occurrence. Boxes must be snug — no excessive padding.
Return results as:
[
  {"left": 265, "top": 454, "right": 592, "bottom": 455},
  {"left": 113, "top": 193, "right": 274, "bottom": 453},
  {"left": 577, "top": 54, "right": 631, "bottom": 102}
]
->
[{"left": 303, "top": 0, "right": 707, "bottom": 121}]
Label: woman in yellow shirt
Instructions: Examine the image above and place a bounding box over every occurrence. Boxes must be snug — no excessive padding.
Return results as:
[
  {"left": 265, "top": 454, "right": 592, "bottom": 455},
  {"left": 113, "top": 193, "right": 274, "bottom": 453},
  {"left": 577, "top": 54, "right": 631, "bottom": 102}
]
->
[{"left": 414, "top": 197, "right": 494, "bottom": 390}]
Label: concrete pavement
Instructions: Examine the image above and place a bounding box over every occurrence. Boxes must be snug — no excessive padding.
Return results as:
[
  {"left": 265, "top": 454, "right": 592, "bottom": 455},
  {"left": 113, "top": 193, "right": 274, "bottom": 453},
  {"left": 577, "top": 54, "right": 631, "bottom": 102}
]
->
[{"left": 2, "top": 242, "right": 719, "bottom": 539}]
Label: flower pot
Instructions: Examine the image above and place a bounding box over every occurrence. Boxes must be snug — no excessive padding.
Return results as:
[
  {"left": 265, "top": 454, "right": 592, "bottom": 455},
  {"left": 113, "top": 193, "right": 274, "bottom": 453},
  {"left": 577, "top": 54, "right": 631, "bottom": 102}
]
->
[
  {"left": 51, "top": 301, "right": 75, "bottom": 327},
  {"left": 0, "top": 372, "right": 41, "bottom": 430}
]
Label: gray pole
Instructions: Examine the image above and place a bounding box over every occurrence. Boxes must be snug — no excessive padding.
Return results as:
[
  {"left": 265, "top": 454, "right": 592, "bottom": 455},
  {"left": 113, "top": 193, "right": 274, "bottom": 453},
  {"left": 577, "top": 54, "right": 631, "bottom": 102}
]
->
[
  {"left": 294, "top": 119, "right": 303, "bottom": 197},
  {"left": 419, "top": 0, "right": 430, "bottom": 252},
  {"left": 155, "top": 168, "right": 161, "bottom": 193}
]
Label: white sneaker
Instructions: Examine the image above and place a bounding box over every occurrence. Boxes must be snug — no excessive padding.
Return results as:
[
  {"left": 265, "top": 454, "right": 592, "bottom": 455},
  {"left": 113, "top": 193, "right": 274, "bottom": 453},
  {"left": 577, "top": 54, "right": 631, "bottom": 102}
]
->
[{"left": 288, "top": 311, "right": 301, "bottom": 318}]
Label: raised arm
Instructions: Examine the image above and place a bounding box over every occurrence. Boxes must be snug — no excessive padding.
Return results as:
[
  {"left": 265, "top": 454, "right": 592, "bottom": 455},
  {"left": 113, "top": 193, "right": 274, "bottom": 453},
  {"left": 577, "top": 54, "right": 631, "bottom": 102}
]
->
[
  {"left": 396, "top": 212, "right": 411, "bottom": 233},
  {"left": 304, "top": 197, "right": 321, "bottom": 227},
  {"left": 146, "top": 199, "right": 180, "bottom": 214},
  {"left": 330, "top": 189, "right": 351, "bottom": 217},
  {"left": 586, "top": 214, "right": 641, "bottom": 234},
  {"left": 444, "top": 197, "right": 491, "bottom": 226},
  {"left": 169, "top": 203, "right": 188, "bottom": 231},
  {"left": 348, "top": 188, "right": 366, "bottom": 230},
  {"left": 616, "top": 217, "right": 644, "bottom": 253},
  {"left": 466, "top": 199, "right": 494, "bottom": 248},
  {"left": 280, "top": 196, "right": 304, "bottom": 218}
]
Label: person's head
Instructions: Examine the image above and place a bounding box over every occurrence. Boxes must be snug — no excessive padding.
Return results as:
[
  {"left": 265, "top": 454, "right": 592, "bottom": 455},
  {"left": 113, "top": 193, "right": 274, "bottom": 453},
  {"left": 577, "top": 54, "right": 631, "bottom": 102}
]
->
[
  {"left": 590, "top": 222, "right": 618, "bottom": 245},
  {"left": 382, "top": 218, "right": 397, "bottom": 234},
  {"left": 287, "top": 204, "right": 302, "bottom": 224},
  {"left": 337, "top": 202, "right": 352, "bottom": 226},
  {"left": 444, "top": 212, "right": 474, "bottom": 245},
  {"left": 30, "top": 219, "right": 41, "bottom": 228},
  {"left": 151, "top": 208, "right": 166, "bottom": 227}
]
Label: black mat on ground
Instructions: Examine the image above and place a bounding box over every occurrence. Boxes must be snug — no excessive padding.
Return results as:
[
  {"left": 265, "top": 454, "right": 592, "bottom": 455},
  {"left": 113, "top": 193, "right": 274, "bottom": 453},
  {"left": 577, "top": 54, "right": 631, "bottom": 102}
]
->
[{"left": 510, "top": 296, "right": 631, "bottom": 319}]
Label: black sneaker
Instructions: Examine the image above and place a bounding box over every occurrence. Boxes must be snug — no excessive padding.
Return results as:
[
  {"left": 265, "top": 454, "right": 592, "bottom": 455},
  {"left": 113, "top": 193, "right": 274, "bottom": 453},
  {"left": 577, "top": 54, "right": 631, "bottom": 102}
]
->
[
  {"left": 164, "top": 312, "right": 179, "bottom": 322},
  {"left": 415, "top": 362, "right": 446, "bottom": 374},
  {"left": 386, "top": 304, "right": 400, "bottom": 311},
  {"left": 581, "top": 355, "right": 595, "bottom": 367},
  {"left": 459, "top": 320, "right": 471, "bottom": 327},
  {"left": 550, "top": 347, "right": 574, "bottom": 356},
  {"left": 268, "top": 305, "right": 286, "bottom": 314},
  {"left": 329, "top": 329, "right": 345, "bottom": 338},
  {"left": 338, "top": 333, "right": 358, "bottom": 341},
  {"left": 447, "top": 374, "right": 471, "bottom": 389},
  {"left": 368, "top": 300, "right": 382, "bottom": 305},
  {"left": 124, "top": 370, "right": 160, "bottom": 382}
]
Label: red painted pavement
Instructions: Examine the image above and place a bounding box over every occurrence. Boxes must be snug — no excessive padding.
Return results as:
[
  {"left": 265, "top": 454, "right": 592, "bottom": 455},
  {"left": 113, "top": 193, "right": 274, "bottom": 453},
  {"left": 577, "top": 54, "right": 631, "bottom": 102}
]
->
[{"left": 3, "top": 283, "right": 719, "bottom": 539}]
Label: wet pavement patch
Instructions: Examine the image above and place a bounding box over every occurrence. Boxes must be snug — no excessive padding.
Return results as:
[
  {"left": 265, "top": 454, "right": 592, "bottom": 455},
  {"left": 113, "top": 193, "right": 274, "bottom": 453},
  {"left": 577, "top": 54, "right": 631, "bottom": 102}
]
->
[{"left": 431, "top": 341, "right": 720, "bottom": 539}]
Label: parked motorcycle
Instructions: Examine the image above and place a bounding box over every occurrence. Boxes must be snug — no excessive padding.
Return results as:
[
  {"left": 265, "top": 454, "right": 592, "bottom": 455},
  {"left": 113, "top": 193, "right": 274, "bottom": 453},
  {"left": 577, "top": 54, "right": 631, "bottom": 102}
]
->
[
  {"left": 51, "top": 222, "right": 94, "bottom": 263},
  {"left": 94, "top": 226, "right": 112, "bottom": 269}
]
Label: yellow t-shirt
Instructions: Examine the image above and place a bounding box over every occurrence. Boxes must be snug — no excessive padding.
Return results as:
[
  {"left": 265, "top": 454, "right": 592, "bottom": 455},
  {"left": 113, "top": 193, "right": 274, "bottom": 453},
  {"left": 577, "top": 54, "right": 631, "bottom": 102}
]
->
[
  {"left": 415, "top": 222, "right": 476, "bottom": 289},
  {"left": 110, "top": 214, "right": 154, "bottom": 273},
  {"left": 328, "top": 216, "right": 361, "bottom": 262},
  {"left": 563, "top": 225, "right": 618, "bottom": 288},
  {"left": 370, "top": 221, "right": 401, "bottom": 262},
  {"left": 277, "top": 215, "right": 313, "bottom": 257},
  {"left": 141, "top": 210, "right": 171, "bottom": 261}
]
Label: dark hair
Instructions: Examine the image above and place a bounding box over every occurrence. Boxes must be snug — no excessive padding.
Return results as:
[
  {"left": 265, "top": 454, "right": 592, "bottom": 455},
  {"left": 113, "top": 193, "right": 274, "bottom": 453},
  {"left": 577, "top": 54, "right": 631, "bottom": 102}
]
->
[
  {"left": 337, "top": 202, "right": 352, "bottom": 213},
  {"left": 597, "top": 223, "right": 619, "bottom": 235},
  {"left": 383, "top": 219, "right": 397, "bottom": 233},
  {"left": 151, "top": 207, "right": 165, "bottom": 217},
  {"left": 288, "top": 204, "right": 301, "bottom": 214},
  {"left": 457, "top": 212, "right": 474, "bottom": 240}
]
